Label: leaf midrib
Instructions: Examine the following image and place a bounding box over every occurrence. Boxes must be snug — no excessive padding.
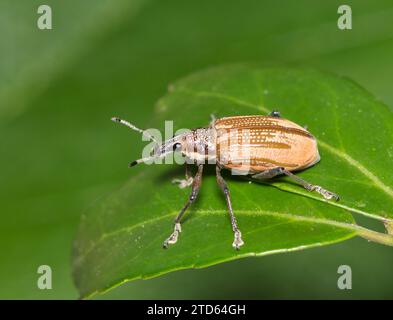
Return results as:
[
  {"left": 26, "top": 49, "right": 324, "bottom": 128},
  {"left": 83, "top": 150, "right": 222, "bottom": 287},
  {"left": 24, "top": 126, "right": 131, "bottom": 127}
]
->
[{"left": 74, "top": 208, "right": 362, "bottom": 267}]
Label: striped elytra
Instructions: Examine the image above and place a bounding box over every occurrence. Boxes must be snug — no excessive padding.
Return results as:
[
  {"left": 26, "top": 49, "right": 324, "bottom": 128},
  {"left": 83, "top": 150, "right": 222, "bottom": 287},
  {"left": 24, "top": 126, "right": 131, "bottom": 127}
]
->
[{"left": 214, "top": 115, "right": 320, "bottom": 172}]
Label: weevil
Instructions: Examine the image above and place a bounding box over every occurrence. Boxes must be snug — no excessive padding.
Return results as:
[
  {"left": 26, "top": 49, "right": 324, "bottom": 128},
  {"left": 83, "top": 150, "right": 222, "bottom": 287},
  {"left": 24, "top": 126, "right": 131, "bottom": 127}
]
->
[{"left": 111, "top": 111, "right": 339, "bottom": 250}]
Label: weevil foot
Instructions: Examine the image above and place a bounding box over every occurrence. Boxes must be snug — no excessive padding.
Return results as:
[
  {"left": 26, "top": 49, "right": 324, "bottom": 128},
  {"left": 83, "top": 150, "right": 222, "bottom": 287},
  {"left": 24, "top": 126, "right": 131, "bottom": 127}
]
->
[
  {"left": 163, "top": 223, "right": 182, "bottom": 248},
  {"left": 306, "top": 184, "right": 340, "bottom": 201},
  {"left": 232, "top": 230, "right": 244, "bottom": 250},
  {"left": 172, "top": 177, "right": 193, "bottom": 189}
]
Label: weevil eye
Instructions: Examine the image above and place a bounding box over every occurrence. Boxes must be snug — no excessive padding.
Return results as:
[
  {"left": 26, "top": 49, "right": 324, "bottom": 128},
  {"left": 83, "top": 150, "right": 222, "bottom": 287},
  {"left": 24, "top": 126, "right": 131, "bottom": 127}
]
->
[{"left": 173, "top": 143, "right": 181, "bottom": 151}]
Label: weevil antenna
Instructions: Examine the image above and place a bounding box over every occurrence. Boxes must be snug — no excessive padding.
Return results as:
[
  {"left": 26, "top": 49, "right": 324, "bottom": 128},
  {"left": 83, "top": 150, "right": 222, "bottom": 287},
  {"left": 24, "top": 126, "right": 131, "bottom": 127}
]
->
[
  {"left": 128, "top": 154, "right": 162, "bottom": 167},
  {"left": 129, "top": 157, "right": 149, "bottom": 167},
  {"left": 128, "top": 146, "right": 176, "bottom": 167},
  {"left": 111, "top": 117, "right": 158, "bottom": 144}
]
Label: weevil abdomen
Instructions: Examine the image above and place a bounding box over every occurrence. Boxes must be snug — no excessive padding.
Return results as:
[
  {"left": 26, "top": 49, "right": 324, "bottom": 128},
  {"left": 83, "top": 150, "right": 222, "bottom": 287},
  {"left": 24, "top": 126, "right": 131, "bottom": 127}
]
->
[{"left": 214, "top": 115, "right": 320, "bottom": 172}]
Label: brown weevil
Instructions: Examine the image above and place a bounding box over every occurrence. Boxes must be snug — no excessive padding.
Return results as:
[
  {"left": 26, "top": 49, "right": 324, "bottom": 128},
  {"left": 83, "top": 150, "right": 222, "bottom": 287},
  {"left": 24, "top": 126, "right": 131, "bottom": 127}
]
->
[{"left": 111, "top": 111, "right": 339, "bottom": 250}]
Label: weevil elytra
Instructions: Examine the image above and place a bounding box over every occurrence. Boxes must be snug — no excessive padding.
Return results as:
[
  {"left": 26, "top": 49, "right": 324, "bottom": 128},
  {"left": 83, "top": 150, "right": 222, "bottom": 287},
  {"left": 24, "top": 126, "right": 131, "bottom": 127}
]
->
[{"left": 111, "top": 111, "right": 339, "bottom": 250}]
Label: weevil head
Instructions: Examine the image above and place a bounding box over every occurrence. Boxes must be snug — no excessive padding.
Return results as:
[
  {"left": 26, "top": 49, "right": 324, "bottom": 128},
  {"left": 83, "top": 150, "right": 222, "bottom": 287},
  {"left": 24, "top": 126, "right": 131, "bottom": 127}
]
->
[
  {"left": 129, "top": 134, "right": 186, "bottom": 167},
  {"left": 150, "top": 127, "right": 216, "bottom": 163},
  {"left": 128, "top": 126, "right": 216, "bottom": 167},
  {"left": 150, "top": 133, "right": 186, "bottom": 158}
]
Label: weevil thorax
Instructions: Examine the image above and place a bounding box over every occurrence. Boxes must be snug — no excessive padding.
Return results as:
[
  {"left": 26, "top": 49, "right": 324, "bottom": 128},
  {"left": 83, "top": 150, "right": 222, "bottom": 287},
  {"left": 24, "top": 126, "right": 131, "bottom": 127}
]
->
[{"left": 182, "top": 127, "right": 217, "bottom": 163}]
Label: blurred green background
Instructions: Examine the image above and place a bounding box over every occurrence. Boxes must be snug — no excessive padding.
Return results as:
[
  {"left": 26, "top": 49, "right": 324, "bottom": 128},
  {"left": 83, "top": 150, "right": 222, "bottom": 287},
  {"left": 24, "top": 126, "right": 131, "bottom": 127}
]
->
[{"left": 1, "top": 0, "right": 393, "bottom": 299}]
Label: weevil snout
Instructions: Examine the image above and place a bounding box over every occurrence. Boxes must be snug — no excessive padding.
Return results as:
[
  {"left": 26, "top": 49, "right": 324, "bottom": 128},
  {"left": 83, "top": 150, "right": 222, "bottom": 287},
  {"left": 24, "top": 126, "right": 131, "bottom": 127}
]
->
[{"left": 151, "top": 135, "right": 185, "bottom": 157}]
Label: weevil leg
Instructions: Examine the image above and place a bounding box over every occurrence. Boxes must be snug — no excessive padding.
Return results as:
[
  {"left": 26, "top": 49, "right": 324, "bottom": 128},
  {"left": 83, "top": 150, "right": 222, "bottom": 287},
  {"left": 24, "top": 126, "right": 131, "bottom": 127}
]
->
[
  {"left": 172, "top": 163, "right": 194, "bottom": 189},
  {"left": 216, "top": 165, "right": 244, "bottom": 250},
  {"left": 251, "top": 167, "right": 283, "bottom": 180},
  {"left": 253, "top": 167, "right": 340, "bottom": 201},
  {"left": 269, "top": 110, "right": 281, "bottom": 118},
  {"left": 163, "top": 164, "right": 203, "bottom": 248},
  {"left": 282, "top": 169, "right": 340, "bottom": 201}
]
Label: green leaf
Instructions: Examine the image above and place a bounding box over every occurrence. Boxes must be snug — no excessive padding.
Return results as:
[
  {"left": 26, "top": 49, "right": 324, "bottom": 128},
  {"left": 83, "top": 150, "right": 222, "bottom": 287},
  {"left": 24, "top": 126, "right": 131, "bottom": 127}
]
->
[{"left": 73, "top": 65, "right": 393, "bottom": 298}]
